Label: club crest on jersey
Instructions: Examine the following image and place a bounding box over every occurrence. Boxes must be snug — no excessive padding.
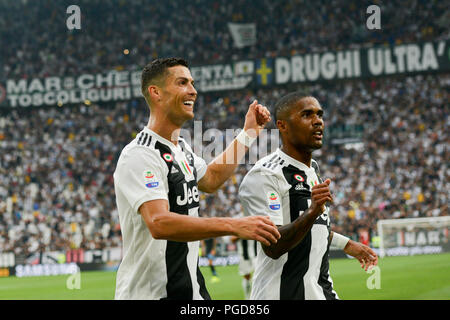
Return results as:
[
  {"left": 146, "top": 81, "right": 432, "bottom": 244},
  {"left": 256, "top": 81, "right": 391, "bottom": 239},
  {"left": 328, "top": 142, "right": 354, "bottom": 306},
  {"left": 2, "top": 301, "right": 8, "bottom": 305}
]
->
[
  {"left": 267, "top": 191, "right": 281, "bottom": 210},
  {"left": 163, "top": 153, "right": 173, "bottom": 162},
  {"left": 294, "top": 174, "right": 304, "bottom": 182}
]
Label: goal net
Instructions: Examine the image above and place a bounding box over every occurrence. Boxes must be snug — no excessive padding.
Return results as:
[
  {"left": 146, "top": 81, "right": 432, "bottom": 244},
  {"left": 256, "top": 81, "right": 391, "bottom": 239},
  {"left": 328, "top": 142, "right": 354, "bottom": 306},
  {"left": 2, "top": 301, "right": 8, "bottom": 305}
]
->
[{"left": 377, "top": 216, "right": 450, "bottom": 257}]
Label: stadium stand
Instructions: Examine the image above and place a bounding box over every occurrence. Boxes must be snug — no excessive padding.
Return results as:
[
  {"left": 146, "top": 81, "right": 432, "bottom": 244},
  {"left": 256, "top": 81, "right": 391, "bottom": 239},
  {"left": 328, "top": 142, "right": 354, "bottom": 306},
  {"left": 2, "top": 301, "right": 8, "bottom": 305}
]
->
[
  {"left": 1, "top": 0, "right": 449, "bottom": 81},
  {"left": 0, "top": 1, "right": 448, "bottom": 258}
]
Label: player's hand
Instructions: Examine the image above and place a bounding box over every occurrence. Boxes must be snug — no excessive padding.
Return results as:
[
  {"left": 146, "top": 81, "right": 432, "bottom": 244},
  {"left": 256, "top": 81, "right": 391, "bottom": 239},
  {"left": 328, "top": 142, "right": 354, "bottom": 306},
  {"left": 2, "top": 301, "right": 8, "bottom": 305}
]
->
[
  {"left": 243, "top": 99, "right": 271, "bottom": 138},
  {"left": 234, "top": 216, "right": 281, "bottom": 247},
  {"left": 309, "top": 178, "right": 333, "bottom": 216},
  {"left": 343, "top": 240, "right": 378, "bottom": 271}
]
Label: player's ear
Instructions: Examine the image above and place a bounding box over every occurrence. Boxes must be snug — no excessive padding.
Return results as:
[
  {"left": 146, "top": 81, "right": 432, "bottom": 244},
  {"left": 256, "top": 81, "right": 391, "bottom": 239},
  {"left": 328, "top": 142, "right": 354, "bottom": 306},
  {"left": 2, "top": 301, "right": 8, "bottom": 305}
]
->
[
  {"left": 148, "top": 85, "right": 162, "bottom": 102},
  {"left": 276, "top": 119, "right": 287, "bottom": 132}
]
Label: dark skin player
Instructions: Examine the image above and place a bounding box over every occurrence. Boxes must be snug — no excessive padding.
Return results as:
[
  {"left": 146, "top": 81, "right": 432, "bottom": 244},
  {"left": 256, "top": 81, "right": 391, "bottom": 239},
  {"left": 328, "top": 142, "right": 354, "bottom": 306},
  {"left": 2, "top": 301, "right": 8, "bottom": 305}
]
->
[{"left": 262, "top": 96, "right": 377, "bottom": 271}]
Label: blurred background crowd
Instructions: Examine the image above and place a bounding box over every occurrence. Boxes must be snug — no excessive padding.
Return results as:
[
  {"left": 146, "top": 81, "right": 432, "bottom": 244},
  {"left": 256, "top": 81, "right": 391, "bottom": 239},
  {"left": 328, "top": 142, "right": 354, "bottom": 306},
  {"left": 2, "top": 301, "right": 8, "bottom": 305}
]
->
[
  {"left": 0, "top": 0, "right": 448, "bottom": 257},
  {"left": 1, "top": 0, "right": 449, "bottom": 81}
]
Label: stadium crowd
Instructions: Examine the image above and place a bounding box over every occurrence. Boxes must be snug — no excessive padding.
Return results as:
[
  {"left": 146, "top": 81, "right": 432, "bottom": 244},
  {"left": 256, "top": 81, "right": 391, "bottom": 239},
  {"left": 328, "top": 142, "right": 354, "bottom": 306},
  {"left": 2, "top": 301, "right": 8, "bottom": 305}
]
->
[
  {"left": 0, "top": 73, "right": 448, "bottom": 256},
  {"left": 0, "top": 0, "right": 448, "bottom": 258},
  {"left": 1, "top": 0, "right": 449, "bottom": 82}
]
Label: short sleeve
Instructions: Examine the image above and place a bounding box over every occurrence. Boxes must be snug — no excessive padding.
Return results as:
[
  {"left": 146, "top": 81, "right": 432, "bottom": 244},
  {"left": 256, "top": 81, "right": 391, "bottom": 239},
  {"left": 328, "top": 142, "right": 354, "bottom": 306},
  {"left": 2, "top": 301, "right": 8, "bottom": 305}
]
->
[
  {"left": 114, "top": 146, "right": 169, "bottom": 213},
  {"left": 238, "top": 169, "right": 284, "bottom": 226}
]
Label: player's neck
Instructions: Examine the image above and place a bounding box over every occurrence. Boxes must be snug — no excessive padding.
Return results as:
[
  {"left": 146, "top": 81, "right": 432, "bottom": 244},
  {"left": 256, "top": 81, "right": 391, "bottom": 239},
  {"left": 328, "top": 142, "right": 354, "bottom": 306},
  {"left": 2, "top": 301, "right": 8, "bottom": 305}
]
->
[
  {"left": 147, "top": 117, "right": 180, "bottom": 146},
  {"left": 281, "top": 144, "right": 312, "bottom": 167}
]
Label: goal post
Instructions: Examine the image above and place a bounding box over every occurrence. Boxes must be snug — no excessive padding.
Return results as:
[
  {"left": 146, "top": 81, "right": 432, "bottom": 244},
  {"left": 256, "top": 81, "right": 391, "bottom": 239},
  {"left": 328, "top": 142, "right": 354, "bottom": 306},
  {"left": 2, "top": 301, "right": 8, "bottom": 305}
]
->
[{"left": 377, "top": 216, "right": 450, "bottom": 258}]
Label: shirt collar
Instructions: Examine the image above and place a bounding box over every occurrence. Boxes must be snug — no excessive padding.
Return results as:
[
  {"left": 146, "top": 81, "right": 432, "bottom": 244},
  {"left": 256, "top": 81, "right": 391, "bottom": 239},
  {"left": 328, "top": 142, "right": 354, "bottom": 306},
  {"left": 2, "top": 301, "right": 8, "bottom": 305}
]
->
[
  {"left": 142, "top": 127, "right": 180, "bottom": 150},
  {"left": 277, "top": 148, "right": 313, "bottom": 171}
]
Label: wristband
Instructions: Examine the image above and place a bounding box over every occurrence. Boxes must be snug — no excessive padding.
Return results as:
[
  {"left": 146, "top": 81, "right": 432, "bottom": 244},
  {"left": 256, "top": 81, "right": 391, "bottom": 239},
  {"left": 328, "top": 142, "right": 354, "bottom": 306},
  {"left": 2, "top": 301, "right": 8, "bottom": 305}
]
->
[
  {"left": 236, "top": 129, "right": 257, "bottom": 148},
  {"left": 331, "top": 232, "right": 350, "bottom": 249}
]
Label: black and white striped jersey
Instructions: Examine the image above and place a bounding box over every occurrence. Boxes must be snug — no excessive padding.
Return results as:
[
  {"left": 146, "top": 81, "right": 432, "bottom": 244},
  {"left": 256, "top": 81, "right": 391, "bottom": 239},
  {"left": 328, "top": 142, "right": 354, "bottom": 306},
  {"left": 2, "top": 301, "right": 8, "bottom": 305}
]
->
[
  {"left": 114, "top": 127, "right": 210, "bottom": 300},
  {"left": 239, "top": 148, "right": 338, "bottom": 300}
]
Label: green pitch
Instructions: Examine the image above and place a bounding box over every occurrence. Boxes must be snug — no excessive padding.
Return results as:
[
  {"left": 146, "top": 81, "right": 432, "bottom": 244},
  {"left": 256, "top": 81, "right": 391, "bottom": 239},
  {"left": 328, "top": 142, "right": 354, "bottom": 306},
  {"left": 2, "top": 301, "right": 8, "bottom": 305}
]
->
[{"left": 0, "top": 253, "right": 449, "bottom": 300}]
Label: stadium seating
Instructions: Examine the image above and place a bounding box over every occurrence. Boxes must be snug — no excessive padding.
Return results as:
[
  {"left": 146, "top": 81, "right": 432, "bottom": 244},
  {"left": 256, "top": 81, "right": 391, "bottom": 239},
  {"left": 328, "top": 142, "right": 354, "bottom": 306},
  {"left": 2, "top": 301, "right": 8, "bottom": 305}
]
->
[{"left": 0, "top": 1, "right": 448, "bottom": 257}]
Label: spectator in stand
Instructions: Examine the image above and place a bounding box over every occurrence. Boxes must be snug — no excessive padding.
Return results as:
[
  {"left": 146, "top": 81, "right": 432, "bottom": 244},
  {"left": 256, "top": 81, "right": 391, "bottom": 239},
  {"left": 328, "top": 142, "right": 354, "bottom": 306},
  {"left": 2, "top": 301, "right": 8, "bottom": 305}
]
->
[
  {"left": 0, "top": 73, "right": 448, "bottom": 257},
  {"left": 1, "top": 0, "right": 448, "bottom": 82}
]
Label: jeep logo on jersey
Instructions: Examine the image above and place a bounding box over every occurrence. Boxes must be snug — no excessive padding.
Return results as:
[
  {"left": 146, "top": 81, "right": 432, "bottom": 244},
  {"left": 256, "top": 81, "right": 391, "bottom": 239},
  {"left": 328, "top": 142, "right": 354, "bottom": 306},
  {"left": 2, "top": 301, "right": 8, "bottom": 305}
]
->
[
  {"left": 176, "top": 183, "right": 200, "bottom": 206},
  {"left": 294, "top": 174, "right": 304, "bottom": 182}
]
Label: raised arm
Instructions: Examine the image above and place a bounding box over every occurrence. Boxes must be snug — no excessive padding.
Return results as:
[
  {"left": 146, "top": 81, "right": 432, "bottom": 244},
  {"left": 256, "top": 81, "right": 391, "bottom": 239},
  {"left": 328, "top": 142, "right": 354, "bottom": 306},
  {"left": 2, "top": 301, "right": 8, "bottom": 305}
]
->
[
  {"left": 262, "top": 179, "right": 332, "bottom": 259},
  {"left": 198, "top": 100, "right": 271, "bottom": 193}
]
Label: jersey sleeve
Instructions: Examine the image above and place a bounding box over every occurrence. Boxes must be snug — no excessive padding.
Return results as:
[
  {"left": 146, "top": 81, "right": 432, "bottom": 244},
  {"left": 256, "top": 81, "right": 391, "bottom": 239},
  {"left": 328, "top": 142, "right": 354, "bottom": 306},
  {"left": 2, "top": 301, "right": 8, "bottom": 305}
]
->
[
  {"left": 114, "top": 146, "right": 169, "bottom": 214},
  {"left": 238, "top": 168, "right": 284, "bottom": 226}
]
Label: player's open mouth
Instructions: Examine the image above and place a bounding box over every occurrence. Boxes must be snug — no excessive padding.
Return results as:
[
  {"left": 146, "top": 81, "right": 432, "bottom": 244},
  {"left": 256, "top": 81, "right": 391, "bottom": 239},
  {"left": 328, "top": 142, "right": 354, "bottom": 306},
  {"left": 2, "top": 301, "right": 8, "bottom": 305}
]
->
[
  {"left": 183, "top": 100, "right": 194, "bottom": 108},
  {"left": 312, "top": 130, "right": 323, "bottom": 139}
]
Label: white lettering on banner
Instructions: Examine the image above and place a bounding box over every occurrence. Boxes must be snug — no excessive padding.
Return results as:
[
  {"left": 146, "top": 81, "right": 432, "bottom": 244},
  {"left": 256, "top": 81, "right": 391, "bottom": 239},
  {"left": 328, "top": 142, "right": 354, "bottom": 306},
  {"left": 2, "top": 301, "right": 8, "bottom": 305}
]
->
[
  {"left": 368, "top": 48, "right": 383, "bottom": 75},
  {"left": 131, "top": 71, "right": 141, "bottom": 86},
  {"left": 45, "top": 77, "right": 61, "bottom": 91},
  {"left": 77, "top": 74, "right": 95, "bottom": 89},
  {"left": 15, "top": 263, "right": 78, "bottom": 278},
  {"left": 198, "top": 255, "right": 240, "bottom": 267},
  {"left": 385, "top": 246, "right": 443, "bottom": 256},
  {"left": 1, "top": 42, "right": 446, "bottom": 108},
  {"left": 6, "top": 87, "right": 142, "bottom": 107},
  {"left": 384, "top": 49, "right": 397, "bottom": 74},
  {"left": 275, "top": 58, "right": 290, "bottom": 84},
  {"left": 275, "top": 50, "right": 361, "bottom": 84},
  {"left": 337, "top": 51, "right": 353, "bottom": 78},
  {"left": 421, "top": 43, "right": 439, "bottom": 70},
  {"left": 6, "top": 79, "right": 27, "bottom": 94},
  {"left": 321, "top": 52, "right": 336, "bottom": 79},
  {"left": 368, "top": 43, "right": 439, "bottom": 76},
  {"left": 407, "top": 44, "right": 421, "bottom": 72},
  {"left": 291, "top": 56, "right": 305, "bottom": 82},
  {"left": 191, "top": 62, "right": 254, "bottom": 92},
  {"left": 305, "top": 54, "right": 320, "bottom": 81},
  {"left": 403, "top": 230, "right": 444, "bottom": 246},
  {"left": 393, "top": 46, "right": 407, "bottom": 72}
]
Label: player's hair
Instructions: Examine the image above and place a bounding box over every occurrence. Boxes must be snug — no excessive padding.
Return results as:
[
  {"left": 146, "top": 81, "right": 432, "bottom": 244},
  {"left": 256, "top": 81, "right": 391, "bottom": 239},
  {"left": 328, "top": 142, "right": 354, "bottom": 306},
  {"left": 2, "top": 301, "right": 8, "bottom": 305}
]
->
[
  {"left": 141, "top": 57, "right": 189, "bottom": 104},
  {"left": 274, "top": 90, "right": 312, "bottom": 122}
]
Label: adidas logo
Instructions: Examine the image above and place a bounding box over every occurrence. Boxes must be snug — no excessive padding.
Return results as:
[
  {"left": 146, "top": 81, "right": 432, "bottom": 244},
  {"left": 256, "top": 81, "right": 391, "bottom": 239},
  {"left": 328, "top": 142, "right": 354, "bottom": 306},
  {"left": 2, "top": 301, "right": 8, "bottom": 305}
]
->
[{"left": 171, "top": 166, "right": 179, "bottom": 174}]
